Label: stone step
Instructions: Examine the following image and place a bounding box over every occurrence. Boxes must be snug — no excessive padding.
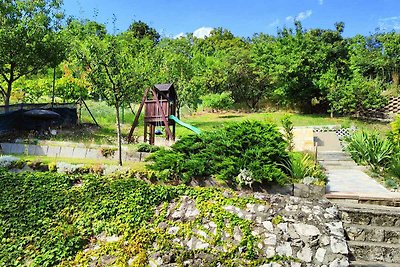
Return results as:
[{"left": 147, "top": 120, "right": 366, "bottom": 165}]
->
[
  {"left": 318, "top": 154, "right": 353, "bottom": 161},
  {"left": 339, "top": 203, "right": 400, "bottom": 227},
  {"left": 344, "top": 223, "right": 400, "bottom": 243},
  {"left": 321, "top": 161, "right": 358, "bottom": 166},
  {"left": 348, "top": 240, "right": 400, "bottom": 263},
  {"left": 350, "top": 260, "right": 400, "bottom": 267}
]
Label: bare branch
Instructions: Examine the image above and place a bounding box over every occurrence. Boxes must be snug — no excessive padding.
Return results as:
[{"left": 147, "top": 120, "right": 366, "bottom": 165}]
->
[
  {"left": 0, "top": 72, "right": 9, "bottom": 83},
  {"left": 0, "top": 84, "right": 6, "bottom": 98}
]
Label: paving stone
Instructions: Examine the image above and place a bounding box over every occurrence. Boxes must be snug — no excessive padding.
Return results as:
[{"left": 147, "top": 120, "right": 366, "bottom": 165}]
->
[{"left": 72, "top": 147, "right": 87, "bottom": 158}]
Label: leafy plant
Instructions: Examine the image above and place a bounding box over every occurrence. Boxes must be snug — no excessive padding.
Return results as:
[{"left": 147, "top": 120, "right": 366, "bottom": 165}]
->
[
  {"left": 100, "top": 147, "right": 117, "bottom": 158},
  {"left": 281, "top": 115, "right": 294, "bottom": 151},
  {"left": 388, "top": 115, "right": 400, "bottom": 149},
  {"left": 281, "top": 153, "right": 326, "bottom": 183},
  {"left": 147, "top": 121, "right": 289, "bottom": 186},
  {"left": 345, "top": 131, "right": 394, "bottom": 173}
]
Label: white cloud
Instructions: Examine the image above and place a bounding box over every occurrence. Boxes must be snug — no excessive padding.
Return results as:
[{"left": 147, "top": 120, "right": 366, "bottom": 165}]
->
[
  {"left": 378, "top": 16, "right": 400, "bottom": 31},
  {"left": 193, "top": 27, "right": 213, "bottom": 39},
  {"left": 297, "top": 10, "right": 313, "bottom": 21},
  {"left": 319, "top": 0, "right": 324, "bottom": 5},
  {"left": 268, "top": 19, "right": 280, "bottom": 27},
  {"left": 286, "top": 16, "right": 294, "bottom": 22},
  {"left": 286, "top": 10, "right": 313, "bottom": 22},
  {"left": 174, "top": 32, "right": 186, "bottom": 39}
]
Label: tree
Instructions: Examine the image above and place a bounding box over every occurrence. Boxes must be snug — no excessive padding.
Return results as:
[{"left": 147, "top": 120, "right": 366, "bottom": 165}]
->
[
  {"left": 127, "top": 20, "right": 160, "bottom": 43},
  {"left": 0, "top": 0, "right": 65, "bottom": 107},
  {"left": 80, "top": 24, "right": 152, "bottom": 165},
  {"left": 251, "top": 22, "right": 349, "bottom": 112}
]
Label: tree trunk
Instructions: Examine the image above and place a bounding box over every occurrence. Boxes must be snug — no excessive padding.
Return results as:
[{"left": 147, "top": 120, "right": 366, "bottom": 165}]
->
[
  {"left": 4, "top": 80, "right": 13, "bottom": 112},
  {"left": 115, "top": 103, "right": 123, "bottom": 166}
]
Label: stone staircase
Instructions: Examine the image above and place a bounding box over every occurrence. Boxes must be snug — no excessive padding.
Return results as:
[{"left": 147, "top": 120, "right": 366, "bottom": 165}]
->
[
  {"left": 337, "top": 202, "right": 400, "bottom": 266},
  {"left": 317, "top": 151, "right": 360, "bottom": 170}
]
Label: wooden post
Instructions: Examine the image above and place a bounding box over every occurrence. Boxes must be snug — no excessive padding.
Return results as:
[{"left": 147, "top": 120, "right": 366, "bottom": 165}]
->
[
  {"left": 128, "top": 87, "right": 150, "bottom": 142},
  {"left": 150, "top": 124, "right": 155, "bottom": 145},
  {"left": 144, "top": 122, "right": 148, "bottom": 142},
  {"left": 82, "top": 98, "right": 99, "bottom": 126},
  {"left": 172, "top": 122, "right": 176, "bottom": 141}
]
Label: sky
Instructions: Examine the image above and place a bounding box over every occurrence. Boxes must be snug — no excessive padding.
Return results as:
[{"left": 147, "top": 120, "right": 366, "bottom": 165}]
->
[{"left": 62, "top": 0, "right": 400, "bottom": 38}]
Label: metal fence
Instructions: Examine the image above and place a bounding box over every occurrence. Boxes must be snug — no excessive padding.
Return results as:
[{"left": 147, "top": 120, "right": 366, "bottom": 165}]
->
[{"left": 0, "top": 103, "right": 78, "bottom": 133}]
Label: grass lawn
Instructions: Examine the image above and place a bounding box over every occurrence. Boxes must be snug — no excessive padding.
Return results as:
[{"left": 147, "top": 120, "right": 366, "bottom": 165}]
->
[{"left": 46, "top": 100, "right": 391, "bottom": 144}]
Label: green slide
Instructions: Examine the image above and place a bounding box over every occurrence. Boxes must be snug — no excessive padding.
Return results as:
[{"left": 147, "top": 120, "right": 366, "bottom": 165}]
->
[{"left": 169, "top": 115, "right": 201, "bottom": 135}]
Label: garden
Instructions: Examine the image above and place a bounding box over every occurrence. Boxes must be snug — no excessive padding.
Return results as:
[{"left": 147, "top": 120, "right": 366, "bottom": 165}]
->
[{"left": 1, "top": 0, "right": 400, "bottom": 266}]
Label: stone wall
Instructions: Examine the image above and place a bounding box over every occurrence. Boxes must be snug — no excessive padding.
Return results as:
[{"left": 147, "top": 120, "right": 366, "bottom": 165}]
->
[
  {"left": 145, "top": 193, "right": 349, "bottom": 266},
  {"left": 361, "top": 96, "right": 400, "bottom": 121}
]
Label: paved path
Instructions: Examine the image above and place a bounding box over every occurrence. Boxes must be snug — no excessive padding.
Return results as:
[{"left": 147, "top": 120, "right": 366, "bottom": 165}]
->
[{"left": 314, "top": 132, "right": 393, "bottom": 196}]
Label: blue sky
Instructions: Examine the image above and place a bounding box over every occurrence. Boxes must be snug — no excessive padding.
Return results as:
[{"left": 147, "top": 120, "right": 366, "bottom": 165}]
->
[{"left": 63, "top": 0, "right": 400, "bottom": 38}]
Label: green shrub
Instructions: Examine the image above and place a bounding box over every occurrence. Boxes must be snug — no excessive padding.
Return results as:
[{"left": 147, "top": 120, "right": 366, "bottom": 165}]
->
[
  {"left": 137, "top": 143, "right": 160, "bottom": 153},
  {"left": 201, "top": 91, "right": 234, "bottom": 111},
  {"left": 147, "top": 121, "right": 289, "bottom": 185},
  {"left": 345, "top": 131, "right": 394, "bottom": 173}
]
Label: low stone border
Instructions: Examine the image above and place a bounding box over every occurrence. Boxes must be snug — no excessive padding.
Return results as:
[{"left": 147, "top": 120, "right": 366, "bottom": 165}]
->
[{"left": 0, "top": 142, "right": 149, "bottom": 162}]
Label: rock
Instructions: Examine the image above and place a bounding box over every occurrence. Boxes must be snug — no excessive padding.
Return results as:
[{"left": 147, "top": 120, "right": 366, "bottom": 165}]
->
[
  {"left": 330, "top": 236, "right": 348, "bottom": 254},
  {"left": 320, "top": 235, "right": 330, "bottom": 246},
  {"left": 185, "top": 207, "right": 200, "bottom": 218},
  {"left": 315, "top": 248, "right": 326, "bottom": 262},
  {"left": 297, "top": 246, "right": 313, "bottom": 262},
  {"left": 196, "top": 229, "right": 209, "bottom": 239},
  {"left": 329, "top": 258, "right": 349, "bottom": 267},
  {"left": 288, "top": 225, "right": 300, "bottom": 239},
  {"left": 257, "top": 204, "right": 268, "bottom": 212},
  {"left": 262, "top": 221, "right": 274, "bottom": 232},
  {"left": 187, "top": 236, "right": 209, "bottom": 250},
  {"left": 265, "top": 246, "right": 276, "bottom": 257},
  {"left": 324, "top": 206, "right": 338, "bottom": 219},
  {"left": 263, "top": 233, "right": 277, "bottom": 246},
  {"left": 233, "top": 226, "right": 243, "bottom": 242},
  {"left": 277, "top": 223, "right": 288, "bottom": 233},
  {"left": 246, "top": 203, "right": 256, "bottom": 212},
  {"left": 149, "top": 257, "right": 163, "bottom": 267},
  {"left": 303, "top": 176, "right": 318, "bottom": 185},
  {"left": 276, "top": 242, "right": 292, "bottom": 257},
  {"left": 301, "top": 206, "right": 312, "bottom": 213},
  {"left": 326, "top": 222, "right": 344, "bottom": 237},
  {"left": 293, "top": 223, "right": 321, "bottom": 237},
  {"left": 168, "top": 226, "right": 180, "bottom": 235}
]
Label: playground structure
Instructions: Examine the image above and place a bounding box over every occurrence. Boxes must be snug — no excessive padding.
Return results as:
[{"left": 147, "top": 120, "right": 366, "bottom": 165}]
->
[{"left": 128, "top": 84, "right": 200, "bottom": 145}]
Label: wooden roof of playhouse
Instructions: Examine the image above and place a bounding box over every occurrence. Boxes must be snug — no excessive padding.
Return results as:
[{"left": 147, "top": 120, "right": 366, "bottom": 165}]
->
[{"left": 154, "top": 83, "right": 176, "bottom": 100}]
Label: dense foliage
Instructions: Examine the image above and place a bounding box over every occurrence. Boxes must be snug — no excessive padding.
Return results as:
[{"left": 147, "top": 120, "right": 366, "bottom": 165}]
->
[
  {"left": 0, "top": 0, "right": 65, "bottom": 106},
  {"left": 0, "top": 169, "right": 277, "bottom": 266},
  {"left": 147, "top": 121, "right": 289, "bottom": 185},
  {"left": 1, "top": 0, "right": 395, "bottom": 117}
]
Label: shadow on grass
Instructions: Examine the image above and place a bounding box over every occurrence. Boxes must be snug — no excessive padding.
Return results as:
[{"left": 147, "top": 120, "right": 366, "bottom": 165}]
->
[{"left": 218, "top": 115, "right": 243, "bottom": 119}]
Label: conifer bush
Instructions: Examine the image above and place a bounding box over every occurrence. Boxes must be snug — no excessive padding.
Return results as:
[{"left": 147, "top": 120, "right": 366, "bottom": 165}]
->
[{"left": 147, "top": 121, "right": 289, "bottom": 185}]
